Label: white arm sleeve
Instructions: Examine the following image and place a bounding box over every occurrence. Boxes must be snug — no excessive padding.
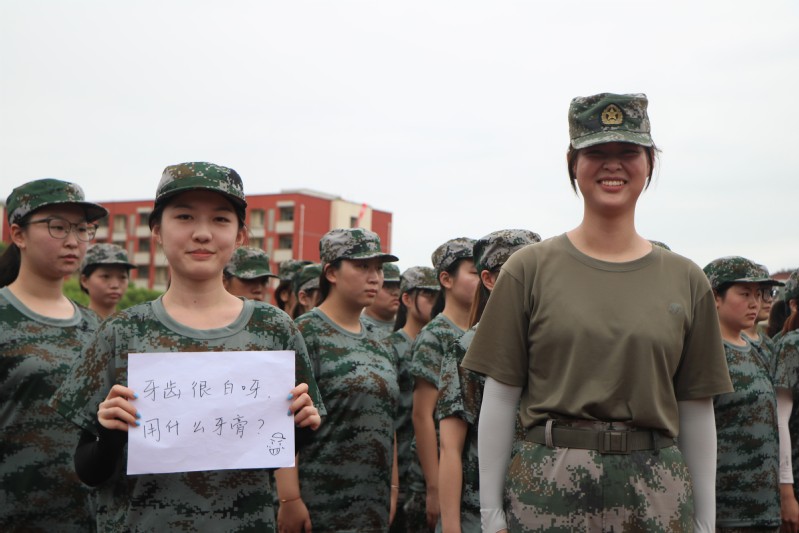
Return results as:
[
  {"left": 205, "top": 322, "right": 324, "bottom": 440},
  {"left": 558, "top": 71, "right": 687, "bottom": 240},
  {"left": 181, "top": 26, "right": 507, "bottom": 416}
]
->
[
  {"left": 777, "top": 389, "right": 794, "bottom": 484},
  {"left": 478, "top": 377, "right": 522, "bottom": 533},
  {"left": 677, "top": 398, "right": 716, "bottom": 533}
]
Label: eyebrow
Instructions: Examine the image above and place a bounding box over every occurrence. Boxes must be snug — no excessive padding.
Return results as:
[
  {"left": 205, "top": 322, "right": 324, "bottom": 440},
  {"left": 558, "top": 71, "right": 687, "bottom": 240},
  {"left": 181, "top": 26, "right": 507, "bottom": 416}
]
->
[{"left": 171, "top": 203, "right": 235, "bottom": 213}]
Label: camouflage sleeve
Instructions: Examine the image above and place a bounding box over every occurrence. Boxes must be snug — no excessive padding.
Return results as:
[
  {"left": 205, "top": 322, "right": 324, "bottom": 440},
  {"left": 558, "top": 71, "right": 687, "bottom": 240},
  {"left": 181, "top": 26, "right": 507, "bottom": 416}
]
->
[
  {"left": 775, "top": 335, "right": 799, "bottom": 391},
  {"left": 437, "top": 349, "right": 467, "bottom": 422},
  {"left": 50, "top": 319, "right": 120, "bottom": 435},
  {"left": 409, "top": 327, "right": 444, "bottom": 388},
  {"left": 288, "top": 322, "right": 326, "bottom": 417}
]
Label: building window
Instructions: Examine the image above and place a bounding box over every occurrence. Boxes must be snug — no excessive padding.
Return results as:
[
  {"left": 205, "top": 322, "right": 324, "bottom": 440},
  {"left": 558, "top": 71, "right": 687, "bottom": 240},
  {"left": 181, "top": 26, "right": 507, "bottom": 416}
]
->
[
  {"left": 137, "top": 267, "right": 149, "bottom": 280},
  {"left": 279, "top": 206, "right": 294, "bottom": 221},
  {"left": 96, "top": 217, "right": 108, "bottom": 229},
  {"left": 250, "top": 209, "right": 265, "bottom": 229},
  {"left": 350, "top": 216, "right": 358, "bottom": 228},
  {"left": 113, "top": 215, "right": 126, "bottom": 232},
  {"left": 278, "top": 235, "right": 293, "bottom": 250},
  {"left": 250, "top": 237, "right": 263, "bottom": 249},
  {"left": 138, "top": 212, "right": 150, "bottom": 226},
  {"left": 138, "top": 238, "right": 150, "bottom": 252}
]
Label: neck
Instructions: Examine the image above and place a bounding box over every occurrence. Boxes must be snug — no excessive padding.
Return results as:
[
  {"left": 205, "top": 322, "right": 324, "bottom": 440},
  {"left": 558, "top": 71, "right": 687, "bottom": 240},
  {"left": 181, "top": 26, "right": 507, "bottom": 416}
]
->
[
  {"left": 401, "top": 315, "right": 425, "bottom": 340},
  {"left": 719, "top": 321, "right": 747, "bottom": 346},
  {"left": 364, "top": 307, "right": 393, "bottom": 323},
  {"left": 318, "top": 291, "right": 363, "bottom": 333},
  {"left": 568, "top": 210, "right": 649, "bottom": 262},
  {"left": 162, "top": 275, "right": 233, "bottom": 309},
  {"left": 442, "top": 301, "right": 470, "bottom": 331},
  {"left": 9, "top": 267, "right": 68, "bottom": 302},
  {"left": 90, "top": 303, "right": 117, "bottom": 320},
  {"left": 744, "top": 323, "right": 760, "bottom": 340}
]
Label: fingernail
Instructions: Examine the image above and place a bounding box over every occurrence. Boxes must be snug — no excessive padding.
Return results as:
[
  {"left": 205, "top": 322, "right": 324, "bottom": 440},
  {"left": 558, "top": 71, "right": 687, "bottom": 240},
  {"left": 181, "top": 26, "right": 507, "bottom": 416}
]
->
[
  {"left": 135, "top": 420, "right": 141, "bottom": 426},
  {"left": 286, "top": 393, "right": 294, "bottom": 400},
  {"left": 133, "top": 393, "right": 139, "bottom": 399},
  {"left": 287, "top": 409, "right": 292, "bottom": 416},
  {"left": 135, "top": 412, "right": 141, "bottom": 419}
]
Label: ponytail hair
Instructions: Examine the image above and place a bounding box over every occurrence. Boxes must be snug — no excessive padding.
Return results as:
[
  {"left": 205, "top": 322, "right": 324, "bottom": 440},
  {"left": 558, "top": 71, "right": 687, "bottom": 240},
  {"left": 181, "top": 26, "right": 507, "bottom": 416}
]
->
[
  {"left": 782, "top": 299, "right": 799, "bottom": 336},
  {"left": 0, "top": 244, "right": 21, "bottom": 287}
]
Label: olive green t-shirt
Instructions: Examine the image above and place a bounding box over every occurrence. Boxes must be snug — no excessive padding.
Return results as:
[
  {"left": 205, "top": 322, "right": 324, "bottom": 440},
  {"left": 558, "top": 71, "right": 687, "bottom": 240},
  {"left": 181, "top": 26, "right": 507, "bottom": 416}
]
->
[{"left": 461, "top": 234, "right": 733, "bottom": 438}]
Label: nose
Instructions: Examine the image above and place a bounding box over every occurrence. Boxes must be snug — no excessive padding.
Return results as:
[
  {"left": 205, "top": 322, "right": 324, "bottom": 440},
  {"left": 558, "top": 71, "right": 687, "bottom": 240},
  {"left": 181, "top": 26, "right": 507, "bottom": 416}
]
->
[{"left": 192, "top": 220, "right": 212, "bottom": 242}]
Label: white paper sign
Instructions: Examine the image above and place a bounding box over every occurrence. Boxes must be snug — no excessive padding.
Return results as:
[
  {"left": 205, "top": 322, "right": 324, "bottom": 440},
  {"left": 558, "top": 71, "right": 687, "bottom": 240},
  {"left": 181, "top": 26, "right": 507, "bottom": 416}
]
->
[{"left": 127, "top": 351, "right": 295, "bottom": 475}]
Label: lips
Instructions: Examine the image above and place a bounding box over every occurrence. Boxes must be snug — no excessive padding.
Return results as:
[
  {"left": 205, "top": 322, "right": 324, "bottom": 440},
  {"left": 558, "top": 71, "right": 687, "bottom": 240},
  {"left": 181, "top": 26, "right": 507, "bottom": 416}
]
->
[
  {"left": 598, "top": 179, "right": 626, "bottom": 187},
  {"left": 189, "top": 249, "right": 214, "bottom": 258}
]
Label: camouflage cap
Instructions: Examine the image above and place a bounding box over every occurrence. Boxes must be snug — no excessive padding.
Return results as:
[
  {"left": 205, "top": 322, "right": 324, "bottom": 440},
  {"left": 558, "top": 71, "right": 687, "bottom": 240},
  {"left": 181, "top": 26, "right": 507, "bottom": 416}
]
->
[
  {"left": 6, "top": 178, "right": 108, "bottom": 225},
  {"left": 474, "top": 229, "right": 542, "bottom": 273},
  {"left": 150, "top": 162, "right": 247, "bottom": 227},
  {"left": 569, "top": 93, "right": 653, "bottom": 150},
  {"left": 432, "top": 237, "right": 476, "bottom": 275},
  {"left": 753, "top": 263, "right": 784, "bottom": 287},
  {"left": 703, "top": 256, "right": 777, "bottom": 290},
  {"left": 294, "top": 263, "right": 323, "bottom": 294},
  {"left": 81, "top": 243, "right": 136, "bottom": 272},
  {"left": 278, "top": 259, "right": 312, "bottom": 282},
  {"left": 783, "top": 269, "right": 799, "bottom": 301},
  {"left": 400, "top": 266, "right": 440, "bottom": 294},
  {"left": 383, "top": 262, "right": 401, "bottom": 283},
  {"left": 224, "top": 246, "right": 277, "bottom": 280},
  {"left": 319, "top": 228, "right": 398, "bottom": 265}
]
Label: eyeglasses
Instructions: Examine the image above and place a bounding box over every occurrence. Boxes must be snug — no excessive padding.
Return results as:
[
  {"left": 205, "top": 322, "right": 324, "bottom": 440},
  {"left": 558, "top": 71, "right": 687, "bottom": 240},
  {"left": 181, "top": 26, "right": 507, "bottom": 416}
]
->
[
  {"left": 25, "top": 217, "right": 97, "bottom": 242},
  {"left": 759, "top": 287, "right": 779, "bottom": 302}
]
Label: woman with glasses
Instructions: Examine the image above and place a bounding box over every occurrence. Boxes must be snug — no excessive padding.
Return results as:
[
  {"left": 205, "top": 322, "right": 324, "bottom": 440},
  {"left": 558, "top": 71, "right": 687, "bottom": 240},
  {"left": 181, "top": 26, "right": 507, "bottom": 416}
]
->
[
  {"left": 703, "top": 257, "right": 797, "bottom": 532},
  {"left": 743, "top": 265, "right": 782, "bottom": 375},
  {"left": 775, "top": 270, "right": 799, "bottom": 523},
  {"left": 0, "top": 179, "right": 107, "bottom": 531}
]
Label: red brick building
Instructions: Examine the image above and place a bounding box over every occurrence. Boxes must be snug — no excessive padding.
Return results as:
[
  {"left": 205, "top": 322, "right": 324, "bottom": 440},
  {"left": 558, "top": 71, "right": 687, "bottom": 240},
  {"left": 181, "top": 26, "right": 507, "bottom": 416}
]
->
[{"left": 2, "top": 189, "right": 392, "bottom": 291}]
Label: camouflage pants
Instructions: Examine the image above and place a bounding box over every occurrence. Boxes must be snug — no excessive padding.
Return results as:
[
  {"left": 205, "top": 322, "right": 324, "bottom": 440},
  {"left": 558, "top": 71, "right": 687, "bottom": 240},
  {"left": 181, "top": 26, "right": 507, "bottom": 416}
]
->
[
  {"left": 402, "top": 490, "right": 435, "bottom": 532},
  {"left": 433, "top": 508, "right": 480, "bottom": 533},
  {"left": 506, "top": 440, "right": 693, "bottom": 533}
]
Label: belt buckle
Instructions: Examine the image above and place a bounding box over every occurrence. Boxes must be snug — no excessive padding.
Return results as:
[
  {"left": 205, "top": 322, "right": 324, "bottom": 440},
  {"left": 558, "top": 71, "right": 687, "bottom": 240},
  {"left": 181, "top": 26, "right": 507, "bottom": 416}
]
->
[{"left": 598, "top": 430, "right": 630, "bottom": 454}]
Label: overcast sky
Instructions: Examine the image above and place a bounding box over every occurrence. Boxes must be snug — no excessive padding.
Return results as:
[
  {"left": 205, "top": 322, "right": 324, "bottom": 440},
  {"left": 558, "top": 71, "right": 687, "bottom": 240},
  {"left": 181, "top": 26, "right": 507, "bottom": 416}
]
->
[{"left": 2, "top": 1, "right": 797, "bottom": 273}]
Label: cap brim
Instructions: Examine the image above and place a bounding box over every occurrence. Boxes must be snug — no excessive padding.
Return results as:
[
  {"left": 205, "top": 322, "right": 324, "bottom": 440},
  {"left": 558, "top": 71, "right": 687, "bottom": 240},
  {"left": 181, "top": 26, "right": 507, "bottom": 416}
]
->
[
  {"left": 235, "top": 272, "right": 278, "bottom": 280},
  {"left": 571, "top": 131, "right": 653, "bottom": 150},
  {"left": 33, "top": 200, "right": 108, "bottom": 223},
  {"left": 340, "top": 252, "right": 399, "bottom": 262}
]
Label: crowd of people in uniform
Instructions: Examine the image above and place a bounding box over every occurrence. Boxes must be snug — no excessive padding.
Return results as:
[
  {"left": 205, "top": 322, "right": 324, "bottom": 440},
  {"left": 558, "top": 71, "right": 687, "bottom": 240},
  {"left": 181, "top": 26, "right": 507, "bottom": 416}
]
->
[{"left": 2, "top": 92, "right": 799, "bottom": 533}]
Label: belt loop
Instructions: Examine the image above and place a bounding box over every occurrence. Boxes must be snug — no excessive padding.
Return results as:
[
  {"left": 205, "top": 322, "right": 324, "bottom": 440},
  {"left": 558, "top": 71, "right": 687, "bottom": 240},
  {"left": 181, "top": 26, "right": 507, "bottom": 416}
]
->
[{"left": 545, "top": 419, "right": 554, "bottom": 448}]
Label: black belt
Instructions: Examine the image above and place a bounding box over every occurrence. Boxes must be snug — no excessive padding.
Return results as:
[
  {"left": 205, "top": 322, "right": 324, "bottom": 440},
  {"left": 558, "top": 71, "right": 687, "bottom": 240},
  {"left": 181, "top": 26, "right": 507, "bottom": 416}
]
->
[{"left": 526, "top": 422, "right": 675, "bottom": 454}]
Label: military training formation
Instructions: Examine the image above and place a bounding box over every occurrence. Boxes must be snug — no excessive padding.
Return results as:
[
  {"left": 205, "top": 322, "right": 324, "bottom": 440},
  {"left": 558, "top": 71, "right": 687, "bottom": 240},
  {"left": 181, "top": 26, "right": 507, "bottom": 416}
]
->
[{"left": 3, "top": 92, "right": 799, "bottom": 533}]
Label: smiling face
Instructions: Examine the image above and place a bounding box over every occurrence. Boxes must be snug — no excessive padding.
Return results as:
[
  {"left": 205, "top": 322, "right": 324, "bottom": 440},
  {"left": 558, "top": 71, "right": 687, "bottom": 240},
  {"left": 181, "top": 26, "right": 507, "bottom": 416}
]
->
[
  {"left": 572, "top": 142, "right": 650, "bottom": 215},
  {"left": 12, "top": 205, "right": 89, "bottom": 281},
  {"left": 151, "top": 190, "right": 245, "bottom": 284},
  {"left": 81, "top": 265, "right": 130, "bottom": 309}
]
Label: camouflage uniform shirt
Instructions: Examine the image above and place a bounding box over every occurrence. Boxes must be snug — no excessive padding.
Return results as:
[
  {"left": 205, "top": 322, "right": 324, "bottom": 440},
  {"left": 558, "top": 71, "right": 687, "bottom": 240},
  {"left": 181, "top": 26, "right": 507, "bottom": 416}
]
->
[
  {"left": 295, "top": 308, "right": 399, "bottom": 532},
  {"left": 407, "top": 313, "right": 465, "bottom": 494},
  {"left": 360, "top": 314, "right": 394, "bottom": 339},
  {"left": 774, "top": 331, "right": 799, "bottom": 496},
  {"left": 715, "top": 339, "right": 781, "bottom": 528},
  {"left": 0, "top": 286, "right": 97, "bottom": 532},
  {"left": 436, "top": 326, "right": 482, "bottom": 521},
  {"left": 50, "top": 297, "right": 323, "bottom": 532},
  {"left": 383, "top": 329, "right": 416, "bottom": 490}
]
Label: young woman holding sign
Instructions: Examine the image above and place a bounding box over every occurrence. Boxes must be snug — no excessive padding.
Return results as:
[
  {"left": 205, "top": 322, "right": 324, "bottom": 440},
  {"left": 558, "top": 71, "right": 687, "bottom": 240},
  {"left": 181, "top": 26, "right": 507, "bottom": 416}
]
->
[{"left": 50, "top": 162, "right": 322, "bottom": 532}]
